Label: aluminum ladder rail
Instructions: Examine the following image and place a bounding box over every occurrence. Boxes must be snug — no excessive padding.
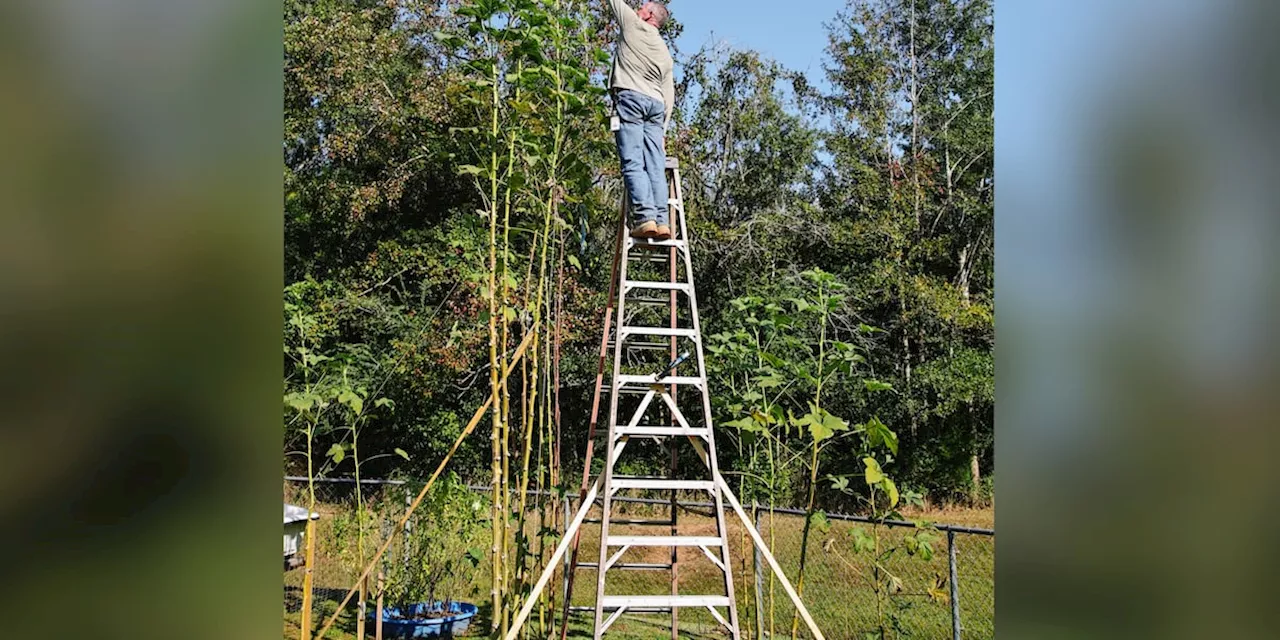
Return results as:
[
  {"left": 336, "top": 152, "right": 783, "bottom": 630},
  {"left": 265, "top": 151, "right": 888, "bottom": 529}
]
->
[{"left": 571, "top": 157, "right": 741, "bottom": 640}]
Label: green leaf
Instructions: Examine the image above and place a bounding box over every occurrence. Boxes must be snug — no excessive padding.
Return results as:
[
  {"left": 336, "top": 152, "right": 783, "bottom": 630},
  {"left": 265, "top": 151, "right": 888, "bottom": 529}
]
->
[
  {"left": 864, "top": 416, "right": 898, "bottom": 455},
  {"left": 502, "top": 306, "right": 517, "bottom": 322},
  {"left": 809, "top": 510, "right": 830, "bottom": 532},
  {"left": 820, "top": 410, "right": 848, "bottom": 437},
  {"left": 284, "top": 392, "right": 315, "bottom": 412},
  {"left": 394, "top": 448, "right": 410, "bottom": 461},
  {"left": 328, "top": 443, "right": 345, "bottom": 464},
  {"left": 567, "top": 254, "right": 581, "bottom": 269},
  {"left": 754, "top": 372, "right": 784, "bottom": 388},
  {"left": 787, "top": 297, "right": 811, "bottom": 312},
  {"left": 863, "top": 457, "right": 884, "bottom": 485},
  {"left": 723, "top": 417, "right": 762, "bottom": 433},
  {"left": 457, "top": 164, "right": 485, "bottom": 176},
  {"left": 882, "top": 476, "right": 899, "bottom": 508},
  {"left": 863, "top": 379, "right": 894, "bottom": 393},
  {"left": 374, "top": 398, "right": 394, "bottom": 409},
  {"left": 850, "top": 528, "right": 875, "bottom": 554},
  {"left": 338, "top": 390, "right": 363, "bottom": 415}
]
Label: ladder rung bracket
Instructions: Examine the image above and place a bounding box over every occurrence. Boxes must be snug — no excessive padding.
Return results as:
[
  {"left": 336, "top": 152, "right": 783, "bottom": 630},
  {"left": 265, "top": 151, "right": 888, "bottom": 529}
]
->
[
  {"left": 603, "top": 545, "right": 631, "bottom": 572},
  {"left": 596, "top": 432, "right": 664, "bottom": 441},
  {"left": 626, "top": 238, "right": 687, "bottom": 251},
  {"left": 606, "top": 535, "right": 723, "bottom": 547},
  {"left": 599, "top": 595, "right": 731, "bottom": 608},
  {"left": 603, "top": 386, "right": 652, "bottom": 395},
  {"left": 698, "top": 545, "right": 727, "bottom": 573},
  {"left": 570, "top": 605, "right": 674, "bottom": 613},
  {"left": 615, "top": 374, "right": 702, "bottom": 387},
  {"left": 609, "top": 478, "right": 715, "bottom": 491},
  {"left": 623, "top": 281, "right": 690, "bottom": 292},
  {"left": 600, "top": 607, "right": 627, "bottom": 634},
  {"left": 614, "top": 426, "right": 709, "bottom": 438},
  {"left": 584, "top": 517, "right": 676, "bottom": 526},
  {"left": 617, "top": 326, "right": 697, "bottom": 338},
  {"left": 606, "top": 340, "right": 671, "bottom": 351},
  {"left": 707, "top": 604, "right": 732, "bottom": 630},
  {"left": 625, "top": 295, "right": 680, "bottom": 306},
  {"left": 626, "top": 253, "right": 676, "bottom": 264},
  {"left": 576, "top": 561, "right": 674, "bottom": 570}
]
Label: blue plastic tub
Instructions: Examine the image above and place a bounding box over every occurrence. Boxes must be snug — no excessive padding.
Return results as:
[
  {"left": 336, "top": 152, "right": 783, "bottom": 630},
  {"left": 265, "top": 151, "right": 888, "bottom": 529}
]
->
[{"left": 372, "top": 601, "right": 478, "bottom": 638}]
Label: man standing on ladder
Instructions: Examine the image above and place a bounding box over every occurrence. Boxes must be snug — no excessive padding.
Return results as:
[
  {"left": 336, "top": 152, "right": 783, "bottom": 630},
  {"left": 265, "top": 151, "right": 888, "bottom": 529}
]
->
[{"left": 606, "top": 0, "right": 675, "bottom": 240}]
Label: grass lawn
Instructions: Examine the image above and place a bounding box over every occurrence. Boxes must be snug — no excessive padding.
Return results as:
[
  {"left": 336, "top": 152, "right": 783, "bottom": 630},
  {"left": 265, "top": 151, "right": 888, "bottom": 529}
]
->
[{"left": 285, "top": 497, "right": 993, "bottom": 640}]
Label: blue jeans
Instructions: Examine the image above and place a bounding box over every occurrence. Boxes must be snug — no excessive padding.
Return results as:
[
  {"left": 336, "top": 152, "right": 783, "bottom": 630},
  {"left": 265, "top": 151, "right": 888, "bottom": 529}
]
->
[{"left": 614, "top": 89, "right": 668, "bottom": 226}]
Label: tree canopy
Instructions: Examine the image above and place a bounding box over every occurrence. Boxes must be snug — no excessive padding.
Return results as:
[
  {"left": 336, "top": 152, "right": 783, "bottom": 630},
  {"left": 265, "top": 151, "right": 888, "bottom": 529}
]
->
[{"left": 283, "top": 0, "right": 993, "bottom": 512}]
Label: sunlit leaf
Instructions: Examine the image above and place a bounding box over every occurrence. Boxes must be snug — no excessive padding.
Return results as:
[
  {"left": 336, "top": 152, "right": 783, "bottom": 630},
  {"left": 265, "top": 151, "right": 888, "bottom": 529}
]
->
[{"left": 863, "top": 456, "right": 884, "bottom": 484}]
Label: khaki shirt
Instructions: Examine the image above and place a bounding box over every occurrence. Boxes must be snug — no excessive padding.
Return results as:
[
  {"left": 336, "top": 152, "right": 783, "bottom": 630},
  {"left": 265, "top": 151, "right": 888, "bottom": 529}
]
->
[{"left": 607, "top": 0, "right": 675, "bottom": 129}]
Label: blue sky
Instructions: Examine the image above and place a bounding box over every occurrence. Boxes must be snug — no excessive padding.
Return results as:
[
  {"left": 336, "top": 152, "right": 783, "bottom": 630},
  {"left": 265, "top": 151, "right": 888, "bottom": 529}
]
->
[{"left": 670, "top": 0, "right": 846, "bottom": 84}]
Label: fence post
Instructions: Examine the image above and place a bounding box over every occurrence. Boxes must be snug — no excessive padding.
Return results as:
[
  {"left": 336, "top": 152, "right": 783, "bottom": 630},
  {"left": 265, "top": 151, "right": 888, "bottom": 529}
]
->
[
  {"left": 562, "top": 494, "right": 571, "bottom": 605},
  {"left": 753, "top": 503, "right": 765, "bottom": 640},
  {"left": 948, "top": 529, "right": 961, "bottom": 640},
  {"left": 404, "top": 484, "right": 412, "bottom": 575}
]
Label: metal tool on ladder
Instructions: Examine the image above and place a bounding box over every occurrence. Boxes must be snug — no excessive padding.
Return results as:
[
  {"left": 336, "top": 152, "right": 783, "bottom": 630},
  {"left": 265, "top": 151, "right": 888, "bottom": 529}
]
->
[{"left": 502, "top": 158, "right": 827, "bottom": 640}]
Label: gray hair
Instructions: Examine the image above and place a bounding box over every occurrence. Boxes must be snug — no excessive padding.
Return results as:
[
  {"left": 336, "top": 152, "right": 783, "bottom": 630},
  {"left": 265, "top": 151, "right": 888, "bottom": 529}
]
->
[{"left": 648, "top": 2, "right": 670, "bottom": 27}]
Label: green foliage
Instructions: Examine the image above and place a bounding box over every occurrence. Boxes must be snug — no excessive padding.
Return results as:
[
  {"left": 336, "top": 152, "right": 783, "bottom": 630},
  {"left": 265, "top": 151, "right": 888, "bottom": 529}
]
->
[
  {"left": 385, "top": 473, "right": 489, "bottom": 608},
  {"left": 284, "top": 0, "right": 992, "bottom": 509}
]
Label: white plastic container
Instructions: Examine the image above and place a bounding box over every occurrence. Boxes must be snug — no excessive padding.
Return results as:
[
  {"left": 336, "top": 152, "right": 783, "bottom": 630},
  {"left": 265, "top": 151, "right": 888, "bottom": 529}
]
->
[{"left": 284, "top": 503, "right": 319, "bottom": 567}]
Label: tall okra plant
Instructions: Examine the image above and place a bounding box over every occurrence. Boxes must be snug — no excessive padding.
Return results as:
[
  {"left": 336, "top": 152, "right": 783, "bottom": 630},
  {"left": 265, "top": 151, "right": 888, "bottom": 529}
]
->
[
  {"left": 438, "top": 0, "right": 609, "bottom": 633},
  {"left": 710, "top": 269, "right": 887, "bottom": 638}
]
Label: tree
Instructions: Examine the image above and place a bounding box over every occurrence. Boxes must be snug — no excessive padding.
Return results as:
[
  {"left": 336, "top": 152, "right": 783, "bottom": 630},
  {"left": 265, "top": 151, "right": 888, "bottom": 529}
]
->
[{"left": 818, "top": 0, "right": 993, "bottom": 501}]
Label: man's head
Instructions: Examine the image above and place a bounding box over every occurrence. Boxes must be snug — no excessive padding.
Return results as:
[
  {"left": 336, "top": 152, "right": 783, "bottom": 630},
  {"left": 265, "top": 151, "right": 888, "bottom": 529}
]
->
[{"left": 636, "top": 2, "right": 669, "bottom": 29}]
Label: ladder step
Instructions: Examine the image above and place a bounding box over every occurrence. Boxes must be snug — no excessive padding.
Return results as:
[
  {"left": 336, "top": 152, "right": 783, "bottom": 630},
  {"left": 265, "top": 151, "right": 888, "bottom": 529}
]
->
[
  {"left": 614, "top": 426, "right": 710, "bottom": 438},
  {"left": 624, "top": 281, "right": 690, "bottom": 292},
  {"left": 606, "top": 340, "right": 671, "bottom": 351},
  {"left": 575, "top": 561, "right": 673, "bottom": 570},
  {"left": 606, "top": 535, "right": 727, "bottom": 545},
  {"left": 615, "top": 374, "right": 702, "bottom": 387},
  {"left": 626, "top": 238, "right": 686, "bottom": 251},
  {"left": 600, "top": 595, "right": 731, "bottom": 609},
  {"left": 618, "top": 327, "right": 697, "bottom": 338},
  {"left": 626, "top": 253, "right": 675, "bottom": 264},
  {"left": 569, "top": 605, "right": 672, "bottom": 613},
  {"left": 626, "top": 295, "right": 679, "bottom": 306},
  {"left": 610, "top": 478, "right": 715, "bottom": 491}
]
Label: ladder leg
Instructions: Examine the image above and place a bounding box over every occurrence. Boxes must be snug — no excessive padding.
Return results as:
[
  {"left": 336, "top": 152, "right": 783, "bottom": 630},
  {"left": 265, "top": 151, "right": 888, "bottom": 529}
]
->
[
  {"left": 668, "top": 167, "right": 680, "bottom": 640},
  {"left": 675, "top": 165, "right": 741, "bottom": 639},
  {"left": 560, "top": 203, "right": 627, "bottom": 640},
  {"left": 594, "top": 204, "right": 632, "bottom": 640}
]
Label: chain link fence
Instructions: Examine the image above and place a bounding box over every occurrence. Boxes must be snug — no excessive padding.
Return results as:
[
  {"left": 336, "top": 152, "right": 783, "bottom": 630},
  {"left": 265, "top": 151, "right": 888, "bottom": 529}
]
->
[{"left": 283, "top": 477, "right": 993, "bottom": 639}]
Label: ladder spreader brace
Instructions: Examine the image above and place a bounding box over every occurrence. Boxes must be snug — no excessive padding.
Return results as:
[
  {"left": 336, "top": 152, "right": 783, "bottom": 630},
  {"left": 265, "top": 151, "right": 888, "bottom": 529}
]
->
[{"left": 502, "top": 159, "right": 827, "bottom": 640}]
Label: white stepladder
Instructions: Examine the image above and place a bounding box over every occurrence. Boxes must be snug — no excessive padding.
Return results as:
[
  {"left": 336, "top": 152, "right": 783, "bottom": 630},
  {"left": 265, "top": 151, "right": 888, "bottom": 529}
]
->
[{"left": 503, "top": 159, "right": 826, "bottom": 640}]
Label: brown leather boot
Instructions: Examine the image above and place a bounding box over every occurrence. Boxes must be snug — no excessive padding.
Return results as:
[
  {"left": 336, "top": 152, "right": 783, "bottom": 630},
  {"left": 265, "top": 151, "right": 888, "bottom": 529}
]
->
[
  {"left": 653, "top": 224, "right": 673, "bottom": 240},
  {"left": 630, "top": 220, "right": 657, "bottom": 238}
]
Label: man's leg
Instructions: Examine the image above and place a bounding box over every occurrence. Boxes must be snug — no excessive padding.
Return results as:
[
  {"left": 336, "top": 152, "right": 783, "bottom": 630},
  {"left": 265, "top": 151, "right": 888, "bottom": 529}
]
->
[
  {"left": 615, "top": 90, "right": 656, "bottom": 228},
  {"left": 641, "top": 98, "right": 670, "bottom": 229}
]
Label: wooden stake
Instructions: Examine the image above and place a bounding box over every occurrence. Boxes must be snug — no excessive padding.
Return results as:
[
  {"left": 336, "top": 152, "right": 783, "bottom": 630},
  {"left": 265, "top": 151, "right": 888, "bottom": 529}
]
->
[
  {"left": 716, "top": 475, "right": 826, "bottom": 640},
  {"left": 300, "top": 517, "right": 316, "bottom": 640},
  {"left": 375, "top": 570, "right": 384, "bottom": 640}
]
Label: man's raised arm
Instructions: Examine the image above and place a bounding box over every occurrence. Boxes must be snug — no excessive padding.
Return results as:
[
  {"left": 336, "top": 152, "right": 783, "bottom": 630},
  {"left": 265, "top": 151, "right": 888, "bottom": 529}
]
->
[
  {"left": 606, "top": 0, "right": 637, "bottom": 27},
  {"left": 662, "top": 71, "right": 674, "bottom": 131}
]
